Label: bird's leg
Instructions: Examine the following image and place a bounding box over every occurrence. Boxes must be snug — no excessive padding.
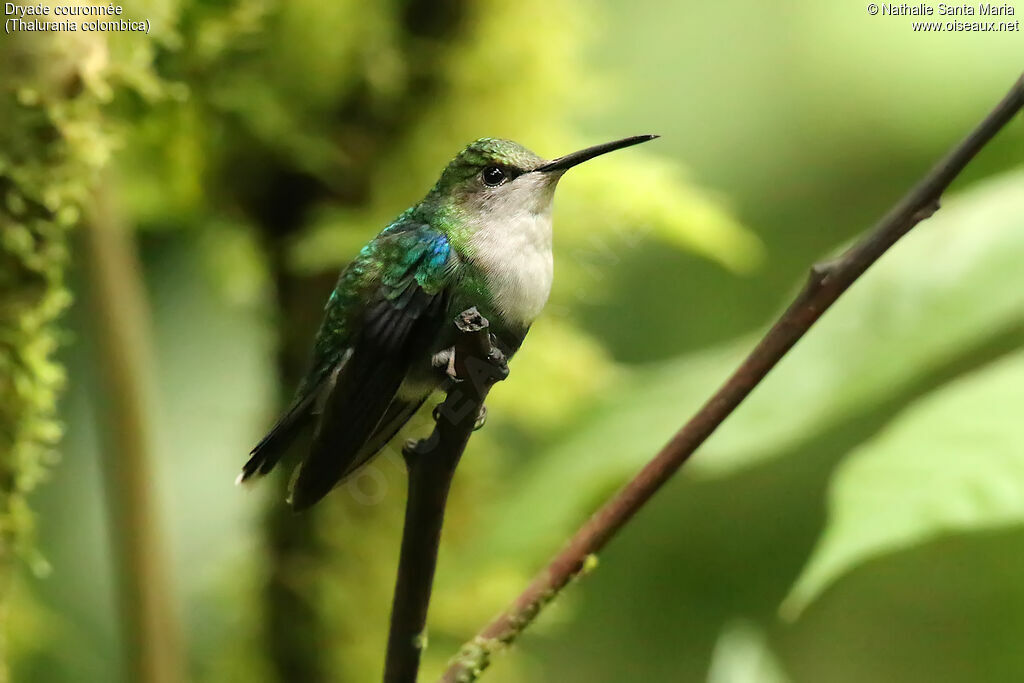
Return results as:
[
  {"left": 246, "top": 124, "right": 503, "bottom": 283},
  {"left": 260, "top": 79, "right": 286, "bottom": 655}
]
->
[
  {"left": 431, "top": 334, "right": 509, "bottom": 385},
  {"left": 430, "top": 336, "right": 507, "bottom": 429},
  {"left": 467, "top": 345, "right": 505, "bottom": 430},
  {"left": 431, "top": 347, "right": 458, "bottom": 382},
  {"left": 485, "top": 338, "right": 510, "bottom": 382}
]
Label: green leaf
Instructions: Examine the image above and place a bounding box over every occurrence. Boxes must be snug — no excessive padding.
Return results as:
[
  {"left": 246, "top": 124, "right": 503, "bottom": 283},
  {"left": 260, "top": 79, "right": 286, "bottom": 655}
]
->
[
  {"left": 487, "top": 170, "right": 1024, "bottom": 559},
  {"left": 783, "top": 350, "right": 1024, "bottom": 617},
  {"left": 708, "top": 620, "right": 792, "bottom": 683}
]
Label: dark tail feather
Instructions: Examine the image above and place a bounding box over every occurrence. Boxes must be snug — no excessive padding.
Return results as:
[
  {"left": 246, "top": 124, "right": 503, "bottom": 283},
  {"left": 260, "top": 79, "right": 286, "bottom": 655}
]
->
[
  {"left": 338, "top": 396, "right": 427, "bottom": 481},
  {"left": 288, "top": 354, "right": 406, "bottom": 510},
  {"left": 239, "top": 393, "right": 316, "bottom": 484}
]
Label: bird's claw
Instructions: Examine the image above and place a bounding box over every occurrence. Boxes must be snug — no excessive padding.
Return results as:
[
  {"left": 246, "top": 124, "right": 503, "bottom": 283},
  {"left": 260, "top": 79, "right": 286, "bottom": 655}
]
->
[
  {"left": 474, "top": 405, "right": 487, "bottom": 431},
  {"left": 446, "top": 351, "right": 460, "bottom": 382},
  {"left": 431, "top": 348, "right": 461, "bottom": 382},
  {"left": 435, "top": 344, "right": 507, "bottom": 384},
  {"left": 487, "top": 344, "right": 510, "bottom": 382}
]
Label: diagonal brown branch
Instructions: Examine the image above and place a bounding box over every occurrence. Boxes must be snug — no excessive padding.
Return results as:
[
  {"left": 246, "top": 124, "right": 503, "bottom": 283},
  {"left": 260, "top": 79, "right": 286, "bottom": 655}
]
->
[
  {"left": 384, "top": 308, "right": 509, "bottom": 683},
  {"left": 439, "top": 72, "right": 1024, "bottom": 683}
]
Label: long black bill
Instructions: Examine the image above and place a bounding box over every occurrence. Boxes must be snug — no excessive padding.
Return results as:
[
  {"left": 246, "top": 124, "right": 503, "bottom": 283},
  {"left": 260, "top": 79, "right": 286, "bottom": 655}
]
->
[{"left": 535, "top": 134, "right": 659, "bottom": 173}]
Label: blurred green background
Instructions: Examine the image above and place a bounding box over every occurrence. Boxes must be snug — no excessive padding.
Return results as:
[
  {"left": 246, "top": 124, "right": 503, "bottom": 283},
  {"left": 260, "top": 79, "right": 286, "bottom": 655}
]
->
[{"left": 2, "top": 1, "right": 1022, "bottom": 682}]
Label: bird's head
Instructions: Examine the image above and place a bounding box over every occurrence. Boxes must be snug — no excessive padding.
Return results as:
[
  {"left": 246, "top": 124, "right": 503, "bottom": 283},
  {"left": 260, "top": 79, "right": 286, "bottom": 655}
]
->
[{"left": 424, "top": 135, "right": 658, "bottom": 227}]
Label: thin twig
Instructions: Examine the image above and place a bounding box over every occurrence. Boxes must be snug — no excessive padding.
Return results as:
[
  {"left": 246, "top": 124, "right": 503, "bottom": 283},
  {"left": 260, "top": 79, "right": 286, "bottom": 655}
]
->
[
  {"left": 440, "top": 73, "right": 1024, "bottom": 683},
  {"left": 384, "top": 308, "right": 509, "bottom": 683},
  {"left": 83, "top": 178, "right": 184, "bottom": 683}
]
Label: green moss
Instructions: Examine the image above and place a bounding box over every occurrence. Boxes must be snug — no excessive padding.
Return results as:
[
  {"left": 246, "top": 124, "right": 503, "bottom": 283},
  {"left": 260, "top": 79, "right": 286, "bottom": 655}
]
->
[
  {"left": 441, "top": 553, "right": 602, "bottom": 682},
  {"left": 0, "top": 27, "right": 143, "bottom": 675}
]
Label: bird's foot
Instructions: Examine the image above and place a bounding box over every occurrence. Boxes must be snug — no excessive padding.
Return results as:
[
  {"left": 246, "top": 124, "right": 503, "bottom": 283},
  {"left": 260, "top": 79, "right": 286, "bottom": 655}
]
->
[
  {"left": 431, "top": 347, "right": 459, "bottom": 382},
  {"left": 486, "top": 342, "right": 510, "bottom": 383}
]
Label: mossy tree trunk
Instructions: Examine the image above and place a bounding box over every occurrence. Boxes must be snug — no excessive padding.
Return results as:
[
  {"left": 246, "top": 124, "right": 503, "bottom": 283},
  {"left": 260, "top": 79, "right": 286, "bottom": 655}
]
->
[{"left": 0, "top": 31, "right": 113, "bottom": 679}]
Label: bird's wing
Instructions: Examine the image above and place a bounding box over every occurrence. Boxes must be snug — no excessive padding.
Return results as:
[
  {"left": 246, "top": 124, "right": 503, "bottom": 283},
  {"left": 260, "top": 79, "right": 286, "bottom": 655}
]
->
[
  {"left": 239, "top": 250, "right": 366, "bottom": 484},
  {"left": 288, "top": 224, "right": 454, "bottom": 510}
]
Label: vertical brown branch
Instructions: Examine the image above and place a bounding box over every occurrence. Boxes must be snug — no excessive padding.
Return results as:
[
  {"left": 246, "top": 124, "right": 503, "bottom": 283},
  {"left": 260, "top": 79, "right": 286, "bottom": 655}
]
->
[
  {"left": 384, "top": 309, "right": 507, "bottom": 683},
  {"left": 82, "top": 180, "right": 184, "bottom": 683},
  {"left": 440, "top": 73, "right": 1024, "bottom": 683}
]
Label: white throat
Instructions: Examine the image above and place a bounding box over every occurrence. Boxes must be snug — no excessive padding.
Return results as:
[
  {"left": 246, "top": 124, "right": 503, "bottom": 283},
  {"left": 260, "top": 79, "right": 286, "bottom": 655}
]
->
[{"left": 467, "top": 173, "right": 556, "bottom": 325}]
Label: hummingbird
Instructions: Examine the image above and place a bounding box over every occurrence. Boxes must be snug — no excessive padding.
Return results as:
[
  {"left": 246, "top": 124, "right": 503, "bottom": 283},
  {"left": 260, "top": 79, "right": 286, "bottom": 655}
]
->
[{"left": 240, "top": 134, "right": 658, "bottom": 510}]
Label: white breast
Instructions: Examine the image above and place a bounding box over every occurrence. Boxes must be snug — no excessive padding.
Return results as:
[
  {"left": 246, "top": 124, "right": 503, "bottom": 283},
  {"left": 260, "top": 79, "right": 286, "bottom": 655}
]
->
[{"left": 468, "top": 206, "right": 554, "bottom": 326}]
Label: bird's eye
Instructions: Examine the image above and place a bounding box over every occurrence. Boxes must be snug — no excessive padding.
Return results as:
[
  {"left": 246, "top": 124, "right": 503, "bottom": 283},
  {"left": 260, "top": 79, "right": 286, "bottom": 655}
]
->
[{"left": 482, "top": 165, "right": 507, "bottom": 187}]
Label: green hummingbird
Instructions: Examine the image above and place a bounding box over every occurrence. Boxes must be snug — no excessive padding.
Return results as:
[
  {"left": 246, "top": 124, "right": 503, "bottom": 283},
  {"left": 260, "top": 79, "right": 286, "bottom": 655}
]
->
[{"left": 240, "top": 134, "right": 658, "bottom": 509}]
